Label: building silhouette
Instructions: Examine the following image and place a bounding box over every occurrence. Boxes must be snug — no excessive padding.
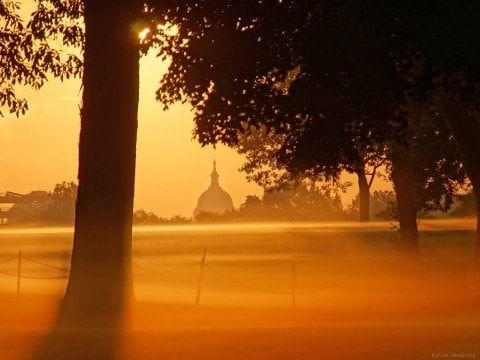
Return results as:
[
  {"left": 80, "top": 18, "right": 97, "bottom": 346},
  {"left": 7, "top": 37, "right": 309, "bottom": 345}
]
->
[
  {"left": 0, "top": 191, "right": 50, "bottom": 224},
  {"left": 194, "top": 160, "right": 234, "bottom": 216}
]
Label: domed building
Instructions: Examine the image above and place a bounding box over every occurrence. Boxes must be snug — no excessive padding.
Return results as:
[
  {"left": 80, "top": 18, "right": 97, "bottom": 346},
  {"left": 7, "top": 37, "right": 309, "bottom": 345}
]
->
[{"left": 194, "top": 160, "right": 234, "bottom": 216}]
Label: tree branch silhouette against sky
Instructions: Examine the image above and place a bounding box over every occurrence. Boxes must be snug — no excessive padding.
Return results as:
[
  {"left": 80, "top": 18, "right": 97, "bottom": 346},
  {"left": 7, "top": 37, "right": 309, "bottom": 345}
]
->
[
  {"left": 0, "top": 0, "right": 265, "bottom": 217},
  {"left": 1, "top": 0, "right": 391, "bottom": 217}
]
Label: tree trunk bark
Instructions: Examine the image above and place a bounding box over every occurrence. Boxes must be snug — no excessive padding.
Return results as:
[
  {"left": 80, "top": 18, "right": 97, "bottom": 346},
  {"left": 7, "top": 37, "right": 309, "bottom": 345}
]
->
[
  {"left": 356, "top": 168, "right": 370, "bottom": 222},
  {"left": 58, "top": 0, "right": 141, "bottom": 329},
  {"left": 438, "top": 94, "right": 480, "bottom": 260},
  {"left": 390, "top": 145, "right": 420, "bottom": 255}
]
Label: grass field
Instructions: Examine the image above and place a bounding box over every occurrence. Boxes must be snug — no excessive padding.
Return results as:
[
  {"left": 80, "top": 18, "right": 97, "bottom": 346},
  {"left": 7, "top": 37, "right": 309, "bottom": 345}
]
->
[{"left": 0, "top": 220, "right": 479, "bottom": 359}]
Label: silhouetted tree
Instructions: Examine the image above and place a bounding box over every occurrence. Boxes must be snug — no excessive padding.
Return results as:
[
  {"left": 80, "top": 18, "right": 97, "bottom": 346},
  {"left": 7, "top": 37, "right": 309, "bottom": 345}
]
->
[
  {"left": 23, "top": 1, "right": 220, "bottom": 341},
  {"left": 449, "top": 192, "right": 476, "bottom": 218},
  {"left": 237, "top": 125, "right": 384, "bottom": 222},
  {"left": 133, "top": 209, "right": 165, "bottom": 225},
  {"left": 349, "top": 190, "right": 397, "bottom": 221},
  {"left": 153, "top": 2, "right": 399, "bottom": 226},
  {"left": 168, "top": 214, "right": 192, "bottom": 224},
  {"left": 0, "top": 0, "right": 81, "bottom": 116},
  {"left": 29, "top": 1, "right": 143, "bottom": 357},
  {"left": 395, "top": 2, "right": 480, "bottom": 258},
  {"left": 154, "top": 1, "right": 470, "bottom": 255},
  {"left": 42, "top": 181, "right": 78, "bottom": 223},
  {"left": 326, "top": 1, "right": 480, "bottom": 256},
  {"left": 259, "top": 184, "right": 345, "bottom": 221},
  {"left": 64, "top": 0, "right": 141, "bottom": 332},
  {"left": 387, "top": 107, "right": 467, "bottom": 251},
  {"left": 133, "top": 210, "right": 193, "bottom": 225}
]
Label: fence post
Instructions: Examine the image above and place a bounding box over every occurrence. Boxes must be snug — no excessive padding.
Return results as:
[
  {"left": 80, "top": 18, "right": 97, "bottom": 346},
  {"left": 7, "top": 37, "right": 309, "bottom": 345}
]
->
[
  {"left": 17, "top": 251, "right": 21, "bottom": 295},
  {"left": 195, "top": 247, "right": 207, "bottom": 307},
  {"left": 291, "top": 260, "right": 296, "bottom": 309}
]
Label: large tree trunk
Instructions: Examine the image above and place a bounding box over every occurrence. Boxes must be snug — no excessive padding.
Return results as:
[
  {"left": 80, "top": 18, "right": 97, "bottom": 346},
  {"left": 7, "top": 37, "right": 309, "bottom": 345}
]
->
[
  {"left": 60, "top": 0, "right": 141, "bottom": 328},
  {"left": 390, "top": 145, "right": 420, "bottom": 255},
  {"left": 37, "top": 2, "right": 141, "bottom": 357},
  {"left": 356, "top": 168, "right": 370, "bottom": 222},
  {"left": 438, "top": 95, "right": 480, "bottom": 260}
]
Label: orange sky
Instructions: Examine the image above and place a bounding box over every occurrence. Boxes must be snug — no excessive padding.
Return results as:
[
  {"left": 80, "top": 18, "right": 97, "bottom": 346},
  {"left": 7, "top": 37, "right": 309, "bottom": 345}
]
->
[
  {"left": 1, "top": 4, "right": 390, "bottom": 217},
  {"left": 0, "top": 52, "right": 267, "bottom": 217}
]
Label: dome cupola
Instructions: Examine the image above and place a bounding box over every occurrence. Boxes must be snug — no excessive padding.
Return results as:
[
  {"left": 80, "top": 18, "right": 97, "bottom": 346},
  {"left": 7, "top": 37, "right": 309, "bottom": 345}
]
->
[{"left": 194, "top": 160, "right": 234, "bottom": 216}]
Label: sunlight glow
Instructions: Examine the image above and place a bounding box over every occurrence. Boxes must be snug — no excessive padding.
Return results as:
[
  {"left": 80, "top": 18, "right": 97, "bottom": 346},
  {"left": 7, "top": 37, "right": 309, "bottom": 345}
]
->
[{"left": 139, "top": 28, "right": 151, "bottom": 41}]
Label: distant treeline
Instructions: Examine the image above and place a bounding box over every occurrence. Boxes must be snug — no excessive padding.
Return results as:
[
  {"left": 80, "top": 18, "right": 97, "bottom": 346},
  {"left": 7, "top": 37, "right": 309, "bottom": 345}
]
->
[
  {"left": 4, "top": 182, "right": 475, "bottom": 226},
  {"left": 195, "top": 187, "right": 398, "bottom": 223},
  {"left": 137, "top": 185, "right": 476, "bottom": 225},
  {"left": 132, "top": 211, "right": 192, "bottom": 225}
]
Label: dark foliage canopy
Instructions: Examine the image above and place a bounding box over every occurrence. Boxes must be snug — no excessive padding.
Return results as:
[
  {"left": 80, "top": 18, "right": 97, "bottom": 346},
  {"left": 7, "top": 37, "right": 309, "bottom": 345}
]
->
[
  {"left": 150, "top": 1, "right": 405, "bottom": 179},
  {"left": 148, "top": 1, "right": 470, "bottom": 213},
  {"left": 2, "top": 1, "right": 475, "bottom": 212},
  {"left": 0, "top": 0, "right": 82, "bottom": 116}
]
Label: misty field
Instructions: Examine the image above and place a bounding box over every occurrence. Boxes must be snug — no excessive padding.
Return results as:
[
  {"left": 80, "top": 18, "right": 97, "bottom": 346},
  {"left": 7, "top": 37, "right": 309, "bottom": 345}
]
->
[{"left": 0, "top": 220, "right": 479, "bottom": 359}]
